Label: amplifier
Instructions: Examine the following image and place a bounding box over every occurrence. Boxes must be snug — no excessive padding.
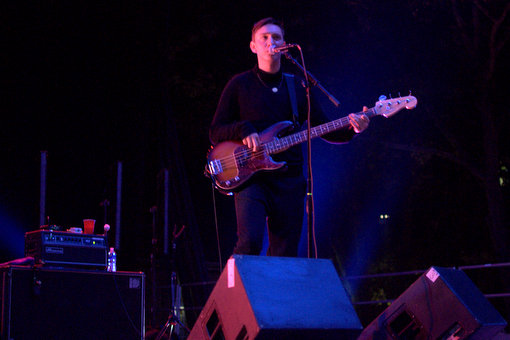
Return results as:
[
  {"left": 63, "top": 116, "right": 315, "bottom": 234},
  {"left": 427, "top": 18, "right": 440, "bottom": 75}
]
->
[
  {"left": 25, "top": 230, "right": 107, "bottom": 268},
  {"left": 0, "top": 266, "right": 145, "bottom": 340}
]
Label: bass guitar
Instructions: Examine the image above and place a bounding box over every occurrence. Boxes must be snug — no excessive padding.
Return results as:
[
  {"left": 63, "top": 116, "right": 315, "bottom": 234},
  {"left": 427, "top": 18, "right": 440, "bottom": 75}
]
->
[{"left": 206, "top": 95, "right": 417, "bottom": 193}]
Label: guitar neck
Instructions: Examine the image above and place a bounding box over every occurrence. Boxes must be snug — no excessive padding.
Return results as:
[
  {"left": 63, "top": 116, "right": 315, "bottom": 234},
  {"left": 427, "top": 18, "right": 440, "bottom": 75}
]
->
[{"left": 264, "top": 107, "right": 376, "bottom": 154}]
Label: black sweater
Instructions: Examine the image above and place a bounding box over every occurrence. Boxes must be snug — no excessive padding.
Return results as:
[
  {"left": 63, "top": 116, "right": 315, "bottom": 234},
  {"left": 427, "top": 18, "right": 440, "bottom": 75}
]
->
[{"left": 210, "top": 66, "right": 355, "bottom": 175}]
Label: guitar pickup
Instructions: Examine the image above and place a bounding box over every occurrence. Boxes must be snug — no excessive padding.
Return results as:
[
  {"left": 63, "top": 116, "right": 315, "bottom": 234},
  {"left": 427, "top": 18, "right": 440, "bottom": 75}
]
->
[{"left": 208, "top": 159, "right": 223, "bottom": 175}]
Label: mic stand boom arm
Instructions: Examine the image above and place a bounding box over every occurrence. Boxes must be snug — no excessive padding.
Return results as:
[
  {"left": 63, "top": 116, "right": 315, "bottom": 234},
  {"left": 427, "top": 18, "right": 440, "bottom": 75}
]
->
[{"left": 283, "top": 52, "right": 340, "bottom": 107}]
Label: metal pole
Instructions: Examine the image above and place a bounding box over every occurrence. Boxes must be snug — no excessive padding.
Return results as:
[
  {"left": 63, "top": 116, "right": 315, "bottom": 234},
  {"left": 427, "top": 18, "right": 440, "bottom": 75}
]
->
[
  {"left": 115, "top": 161, "right": 122, "bottom": 250},
  {"left": 150, "top": 206, "right": 158, "bottom": 327},
  {"left": 39, "top": 151, "right": 47, "bottom": 226},
  {"left": 163, "top": 168, "right": 169, "bottom": 254}
]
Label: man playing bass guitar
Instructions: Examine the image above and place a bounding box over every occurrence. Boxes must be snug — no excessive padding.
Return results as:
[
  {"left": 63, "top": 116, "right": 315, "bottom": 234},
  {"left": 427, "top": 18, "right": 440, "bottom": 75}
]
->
[{"left": 209, "top": 17, "right": 370, "bottom": 257}]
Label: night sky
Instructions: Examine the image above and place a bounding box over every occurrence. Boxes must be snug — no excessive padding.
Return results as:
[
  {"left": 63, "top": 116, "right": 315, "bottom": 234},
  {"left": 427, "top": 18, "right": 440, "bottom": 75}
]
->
[{"left": 3, "top": 0, "right": 510, "bottom": 328}]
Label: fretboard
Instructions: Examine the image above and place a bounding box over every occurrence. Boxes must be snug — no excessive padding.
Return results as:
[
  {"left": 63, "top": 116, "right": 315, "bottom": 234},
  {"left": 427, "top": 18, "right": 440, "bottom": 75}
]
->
[{"left": 264, "top": 108, "right": 376, "bottom": 155}]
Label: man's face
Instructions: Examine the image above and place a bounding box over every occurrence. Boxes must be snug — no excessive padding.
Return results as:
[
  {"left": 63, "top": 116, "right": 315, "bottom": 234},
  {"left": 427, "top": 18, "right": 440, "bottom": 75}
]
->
[{"left": 250, "top": 24, "right": 285, "bottom": 60}]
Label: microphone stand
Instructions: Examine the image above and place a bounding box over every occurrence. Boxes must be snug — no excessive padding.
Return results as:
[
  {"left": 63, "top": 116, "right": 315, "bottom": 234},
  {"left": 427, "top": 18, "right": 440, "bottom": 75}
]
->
[
  {"left": 100, "top": 199, "right": 110, "bottom": 228},
  {"left": 283, "top": 52, "right": 340, "bottom": 107},
  {"left": 150, "top": 206, "right": 158, "bottom": 328},
  {"left": 282, "top": 50, "right": 341, "bottom": 258},
  {"left": 155, "top": 224, "right": 189, "bottom": 340}
]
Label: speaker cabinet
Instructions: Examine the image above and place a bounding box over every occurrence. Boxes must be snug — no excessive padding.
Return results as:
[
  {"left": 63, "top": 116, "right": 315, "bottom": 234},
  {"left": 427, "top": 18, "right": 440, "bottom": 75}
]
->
[
  {"left": 188, "top": 255, "right": 362, "bottom": 340},
  {"left": 0, "top": 265, "right": 145, "bottom": 340},
  {"left": 359, "top": 266, "right": 507, "bottom": 340}
]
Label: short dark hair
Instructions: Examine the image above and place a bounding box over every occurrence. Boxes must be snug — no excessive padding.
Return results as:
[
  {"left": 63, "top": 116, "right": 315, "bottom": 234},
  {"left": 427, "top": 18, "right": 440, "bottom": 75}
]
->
[{"left": 251, "top": 17, "right": 284, "bottom": 40}]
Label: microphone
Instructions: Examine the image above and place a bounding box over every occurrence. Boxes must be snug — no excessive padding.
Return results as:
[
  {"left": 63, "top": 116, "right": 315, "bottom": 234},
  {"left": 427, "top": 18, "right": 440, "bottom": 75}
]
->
[
  {"left": 269, "top": 44, "right": 297, "bottom": 54},
  {"left": 103, "top": 223, "right": 110, "bottom": 236}
]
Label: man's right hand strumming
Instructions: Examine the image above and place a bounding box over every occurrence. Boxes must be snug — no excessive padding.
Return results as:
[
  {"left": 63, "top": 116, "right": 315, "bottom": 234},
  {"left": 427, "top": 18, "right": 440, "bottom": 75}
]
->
[{"left": 243, "top": 132, "right": 261, "bottom": 151}]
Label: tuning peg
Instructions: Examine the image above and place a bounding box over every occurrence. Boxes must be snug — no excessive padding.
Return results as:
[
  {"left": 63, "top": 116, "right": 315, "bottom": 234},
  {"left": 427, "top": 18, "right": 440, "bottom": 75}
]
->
[
  {"left": 379, "top": 95, "right": 387, "bottom": 101},
  {"left": 398, "top": 92, "right": 401, "bottom": 97},
  {"left": 409, "top": 90, "right": 412, "bottom": 95},
  {"left": 389, "top": 93, "right": 393, "bottom": 99}
]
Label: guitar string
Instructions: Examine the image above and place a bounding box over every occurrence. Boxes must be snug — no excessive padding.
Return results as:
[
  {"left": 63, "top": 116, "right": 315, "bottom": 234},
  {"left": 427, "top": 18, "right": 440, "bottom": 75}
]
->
[
  {"left": 210, "top": 103, "right": 407, "bottom": 173},
  {"left": 213, "top": 103, "right": 391, "bottom": 168},
  {"left": 210, "top": 120, "right": 350, "bottom": 171},
  {"left": 217, "top": 111, "right": 369, "bottom": 167},
  {"left": 212, "top": 116, "right": 354, "bottom": 168},
  {"left": 213, "top": 145, "right": 267, "bottom": 169}
]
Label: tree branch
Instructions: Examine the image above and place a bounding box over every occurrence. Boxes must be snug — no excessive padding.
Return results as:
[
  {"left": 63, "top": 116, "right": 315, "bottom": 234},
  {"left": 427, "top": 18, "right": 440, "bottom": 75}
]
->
[
  {"left": 485, "top": 1, "right": 510, "bottom": 80},
  {"left": 473, "top": 0, "right": 493, "bottom": 22},
  {"left": 450, "top": 0, "right": 475, "bottom": 54},
  {"left": 493, "top": 2, "right": 510, "bottom": 55}
]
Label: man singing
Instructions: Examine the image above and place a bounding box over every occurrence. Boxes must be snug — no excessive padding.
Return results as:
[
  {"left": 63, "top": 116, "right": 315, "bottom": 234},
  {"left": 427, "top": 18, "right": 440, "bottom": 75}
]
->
[{"left": 209, "top": 17, "right": 369, "bottom": 257}]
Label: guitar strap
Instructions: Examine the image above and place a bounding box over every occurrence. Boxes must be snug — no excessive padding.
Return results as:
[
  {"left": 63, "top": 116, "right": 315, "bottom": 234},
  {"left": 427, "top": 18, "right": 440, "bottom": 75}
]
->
[{"left": 283, "top": 73, "right": 299, "bottom": 124}]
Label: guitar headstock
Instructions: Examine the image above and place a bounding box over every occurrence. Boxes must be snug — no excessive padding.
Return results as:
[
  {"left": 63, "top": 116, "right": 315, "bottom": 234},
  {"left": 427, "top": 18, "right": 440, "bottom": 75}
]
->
[{"left": 374, "top": 95, "right": 417, "bottom": 118}]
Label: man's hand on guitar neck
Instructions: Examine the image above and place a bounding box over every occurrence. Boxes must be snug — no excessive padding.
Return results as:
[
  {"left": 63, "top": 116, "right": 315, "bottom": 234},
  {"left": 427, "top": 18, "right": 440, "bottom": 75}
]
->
[
  {"left": 243, "top": 132, "right": 261, "bottom": 152},
  {"left": 242, "top": 106, "right": 369, "bottom": 152},
  {"left": 349, "top": 106, "right": 370, "bottom": 133}
]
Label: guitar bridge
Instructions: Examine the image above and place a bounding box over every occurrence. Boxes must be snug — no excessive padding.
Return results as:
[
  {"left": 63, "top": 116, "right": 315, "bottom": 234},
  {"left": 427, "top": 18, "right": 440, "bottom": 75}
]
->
[{"left": 208, "top": 159, "right": 223, "bottom": 175}]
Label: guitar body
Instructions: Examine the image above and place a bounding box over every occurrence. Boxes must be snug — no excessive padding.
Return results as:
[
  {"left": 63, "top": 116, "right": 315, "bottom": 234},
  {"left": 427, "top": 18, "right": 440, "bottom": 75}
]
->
[{"left": 207, "top": 121, "right": 294, "bottom": 193}]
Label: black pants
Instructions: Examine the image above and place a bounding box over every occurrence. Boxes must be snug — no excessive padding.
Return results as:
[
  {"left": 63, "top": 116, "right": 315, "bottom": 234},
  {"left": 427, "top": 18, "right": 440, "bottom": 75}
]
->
[{"left": 233, "top": 174, "right": 306, "bottom": 257}]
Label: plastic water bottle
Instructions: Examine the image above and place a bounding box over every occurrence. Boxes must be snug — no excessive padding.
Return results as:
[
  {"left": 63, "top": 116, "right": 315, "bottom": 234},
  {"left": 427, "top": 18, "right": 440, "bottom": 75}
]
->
[{"left": 107, "top": 247, "right": 117, "bottom": 272}]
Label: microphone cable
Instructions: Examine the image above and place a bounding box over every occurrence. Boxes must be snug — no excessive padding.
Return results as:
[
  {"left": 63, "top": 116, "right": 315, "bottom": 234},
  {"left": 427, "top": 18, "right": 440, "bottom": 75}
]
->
[
  {"left": 211, "top": 182, "right": 223, "bottom": 273},
  {"left": 284, "top": 46, "right": 318, "bottom": 259}
]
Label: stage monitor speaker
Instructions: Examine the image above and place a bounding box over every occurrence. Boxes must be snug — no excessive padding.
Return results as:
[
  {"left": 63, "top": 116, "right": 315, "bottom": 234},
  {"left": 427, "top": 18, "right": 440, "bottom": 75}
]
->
[
  {"left": 0, "top": 265, "right": 145, "bottom": 340},
  {"left": 188, "top": 255, "right": 362, "bottom": 340},
  {"left": 359, "top": 266, "right": 507, "bottom": 340}
]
